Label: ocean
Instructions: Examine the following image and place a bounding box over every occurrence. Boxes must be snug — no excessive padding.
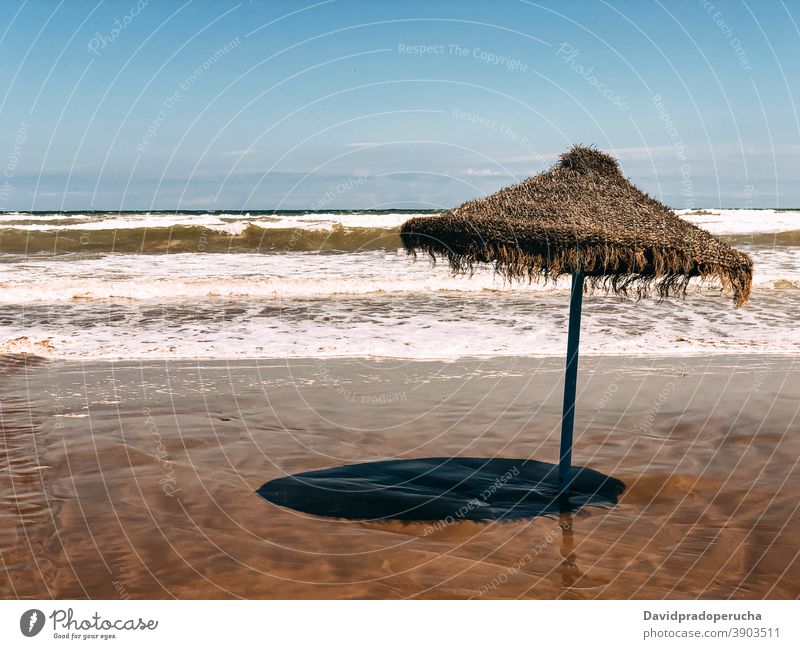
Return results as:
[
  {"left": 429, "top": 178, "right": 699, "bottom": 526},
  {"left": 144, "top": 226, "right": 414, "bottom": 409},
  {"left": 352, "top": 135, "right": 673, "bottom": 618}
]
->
[{"left": 1, "top": 208, "right": 799, "bottom": 360}]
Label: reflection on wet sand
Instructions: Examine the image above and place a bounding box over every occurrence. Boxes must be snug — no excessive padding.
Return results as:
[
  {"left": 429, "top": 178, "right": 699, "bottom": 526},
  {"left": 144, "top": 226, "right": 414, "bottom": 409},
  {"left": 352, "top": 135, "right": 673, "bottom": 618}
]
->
[{"left": 559, "top": 513, "right": 580, "bottom": 591}]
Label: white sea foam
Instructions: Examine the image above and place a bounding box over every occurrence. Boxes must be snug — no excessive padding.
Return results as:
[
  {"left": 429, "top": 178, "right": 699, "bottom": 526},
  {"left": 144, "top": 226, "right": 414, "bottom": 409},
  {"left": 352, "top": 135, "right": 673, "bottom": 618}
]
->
[
  {"left": 1, "top": 245, "right": 797, "bottom": 305},
  {"left": 3, "top": 287, "right": 797, "bottom": 360},
  {"left": 676, "top": 208, "right": 800, "bottom": 235},
  {"left": 1, "top": 209, "right": 798, "bottom": 360},
  {"left": 0, "top": 211, "right": 428, "bottom": 233}
]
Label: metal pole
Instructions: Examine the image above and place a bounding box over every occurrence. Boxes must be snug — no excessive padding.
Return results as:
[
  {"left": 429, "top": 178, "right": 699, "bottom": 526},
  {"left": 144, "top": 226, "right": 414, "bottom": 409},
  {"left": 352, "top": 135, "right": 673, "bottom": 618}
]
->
[{"left": 559, "top": 268, "right": 584, "bottom": 491}]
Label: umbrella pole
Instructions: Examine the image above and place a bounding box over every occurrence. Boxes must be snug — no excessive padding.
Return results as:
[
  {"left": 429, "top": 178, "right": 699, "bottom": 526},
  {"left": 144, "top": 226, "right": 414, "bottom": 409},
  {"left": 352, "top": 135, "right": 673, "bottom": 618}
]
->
[{"left": 559, "top": 268, "right": 584, "bottom": 492}]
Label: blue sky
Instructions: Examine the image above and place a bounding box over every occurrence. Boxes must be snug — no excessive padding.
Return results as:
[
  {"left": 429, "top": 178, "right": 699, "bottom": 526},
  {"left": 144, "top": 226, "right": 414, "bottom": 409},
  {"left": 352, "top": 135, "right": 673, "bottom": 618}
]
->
[{"left": 0, "top": 0, "right": 798, "bottom": 210}]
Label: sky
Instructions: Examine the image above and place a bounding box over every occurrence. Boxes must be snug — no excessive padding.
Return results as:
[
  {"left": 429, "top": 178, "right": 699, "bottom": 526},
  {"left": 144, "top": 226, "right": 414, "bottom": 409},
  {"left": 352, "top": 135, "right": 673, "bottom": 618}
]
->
[{"left": 0, "top": 0, "right": 798, "bottom": 210}]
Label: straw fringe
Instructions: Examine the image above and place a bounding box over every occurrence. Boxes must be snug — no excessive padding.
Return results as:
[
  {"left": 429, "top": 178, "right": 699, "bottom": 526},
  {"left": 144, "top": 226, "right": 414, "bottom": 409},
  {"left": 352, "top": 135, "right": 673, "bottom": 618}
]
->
[
  {"left": 399, "top": 146, "right": 753, "bottom": 307},
  {"left": 401, "top": 230, "right": 753, "bottom": 306}
]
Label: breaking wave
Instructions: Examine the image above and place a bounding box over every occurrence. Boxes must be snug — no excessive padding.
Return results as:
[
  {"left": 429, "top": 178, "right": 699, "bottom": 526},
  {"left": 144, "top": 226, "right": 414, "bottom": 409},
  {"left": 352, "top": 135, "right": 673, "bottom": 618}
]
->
[{"left": 0, "top": 223, "right": 403, "bottom": 254}]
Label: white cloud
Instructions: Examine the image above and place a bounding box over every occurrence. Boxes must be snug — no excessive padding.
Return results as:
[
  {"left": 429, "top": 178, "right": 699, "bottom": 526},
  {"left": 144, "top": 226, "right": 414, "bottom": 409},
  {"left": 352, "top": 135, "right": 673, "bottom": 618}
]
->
[
  {"left": 34, "top": 190, "right": 90, "bottom": 197},
  {"left": 608, "top": 145, "right": 676, "bottom": 160},
  {"left": 463, "top": 167, "right": 513, "bottom": 177},
  {"left": 500, "top": 152, "right": 558, "bottom": 164},
  {"left": 502, "top": 146, "right": 679, "bottom": 165},
  {"left": 221, "top": 149, "right": 257, "bottom": 156}
]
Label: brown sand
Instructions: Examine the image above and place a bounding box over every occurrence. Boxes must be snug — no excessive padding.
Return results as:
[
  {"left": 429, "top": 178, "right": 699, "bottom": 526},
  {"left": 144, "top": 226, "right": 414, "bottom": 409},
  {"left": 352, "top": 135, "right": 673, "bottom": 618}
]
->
[{"left": 1, "top": 353, "right": 798, "bottom": 599}]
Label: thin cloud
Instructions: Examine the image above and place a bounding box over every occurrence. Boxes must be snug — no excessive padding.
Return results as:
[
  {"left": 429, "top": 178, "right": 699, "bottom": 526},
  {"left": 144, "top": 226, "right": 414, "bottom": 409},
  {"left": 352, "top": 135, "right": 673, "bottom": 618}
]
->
[
  {"left": 463, "top": 167, "right": 513, "bottom": 177},
  {"left": 609, "top": 145, "right": 677, "bottom": 160},
  {"left": 500, "top": 152, "right": 558, "bottom": 164},
  {"left": 222, "top": 149, "right": 258, "bottom": 156},
  {"left": 502, "top": 146, "right": 676, "bottom": 165}
]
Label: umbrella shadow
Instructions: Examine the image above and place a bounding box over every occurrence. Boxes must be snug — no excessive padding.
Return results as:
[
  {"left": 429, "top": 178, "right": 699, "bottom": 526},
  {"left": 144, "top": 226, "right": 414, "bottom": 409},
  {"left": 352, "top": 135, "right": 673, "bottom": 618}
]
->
[{"left": 257, "top": 457, "right": 624, "bottom": 523}]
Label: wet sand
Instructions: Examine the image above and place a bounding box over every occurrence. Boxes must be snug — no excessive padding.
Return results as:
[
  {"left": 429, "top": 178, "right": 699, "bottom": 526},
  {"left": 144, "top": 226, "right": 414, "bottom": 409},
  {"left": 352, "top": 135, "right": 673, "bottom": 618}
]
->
[{"left": 1, "top": 353, "right": 798, "bottom": 599}]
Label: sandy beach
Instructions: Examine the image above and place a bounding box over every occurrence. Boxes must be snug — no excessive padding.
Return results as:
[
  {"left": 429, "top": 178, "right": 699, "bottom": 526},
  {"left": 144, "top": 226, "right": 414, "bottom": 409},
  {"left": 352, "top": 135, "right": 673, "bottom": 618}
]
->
[{"left": 2, "top": 352, "right": 797, "bottom": 599}]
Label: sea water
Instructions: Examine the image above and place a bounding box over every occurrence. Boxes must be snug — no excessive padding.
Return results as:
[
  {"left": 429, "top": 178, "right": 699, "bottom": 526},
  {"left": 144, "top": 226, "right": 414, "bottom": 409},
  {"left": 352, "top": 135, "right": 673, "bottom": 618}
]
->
[{"left": 1, "top": 208, "right": 798, "bottom": 359}]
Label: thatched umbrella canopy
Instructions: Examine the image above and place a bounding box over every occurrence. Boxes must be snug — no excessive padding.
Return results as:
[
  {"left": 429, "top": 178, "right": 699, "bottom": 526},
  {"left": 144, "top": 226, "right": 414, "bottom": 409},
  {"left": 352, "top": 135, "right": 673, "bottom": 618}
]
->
[
  {"left": 400, "top": 145, "right": 752, "bottom": 307},
  {"left": 400, "top": 145, "right": 753, "bottom": 495}
]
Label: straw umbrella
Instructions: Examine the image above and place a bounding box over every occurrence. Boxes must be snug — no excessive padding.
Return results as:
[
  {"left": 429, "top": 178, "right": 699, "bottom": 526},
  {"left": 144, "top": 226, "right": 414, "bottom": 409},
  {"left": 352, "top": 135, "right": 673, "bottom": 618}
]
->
[{"left": 399, "top": 145, "right": 753, "bottom": 493}]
